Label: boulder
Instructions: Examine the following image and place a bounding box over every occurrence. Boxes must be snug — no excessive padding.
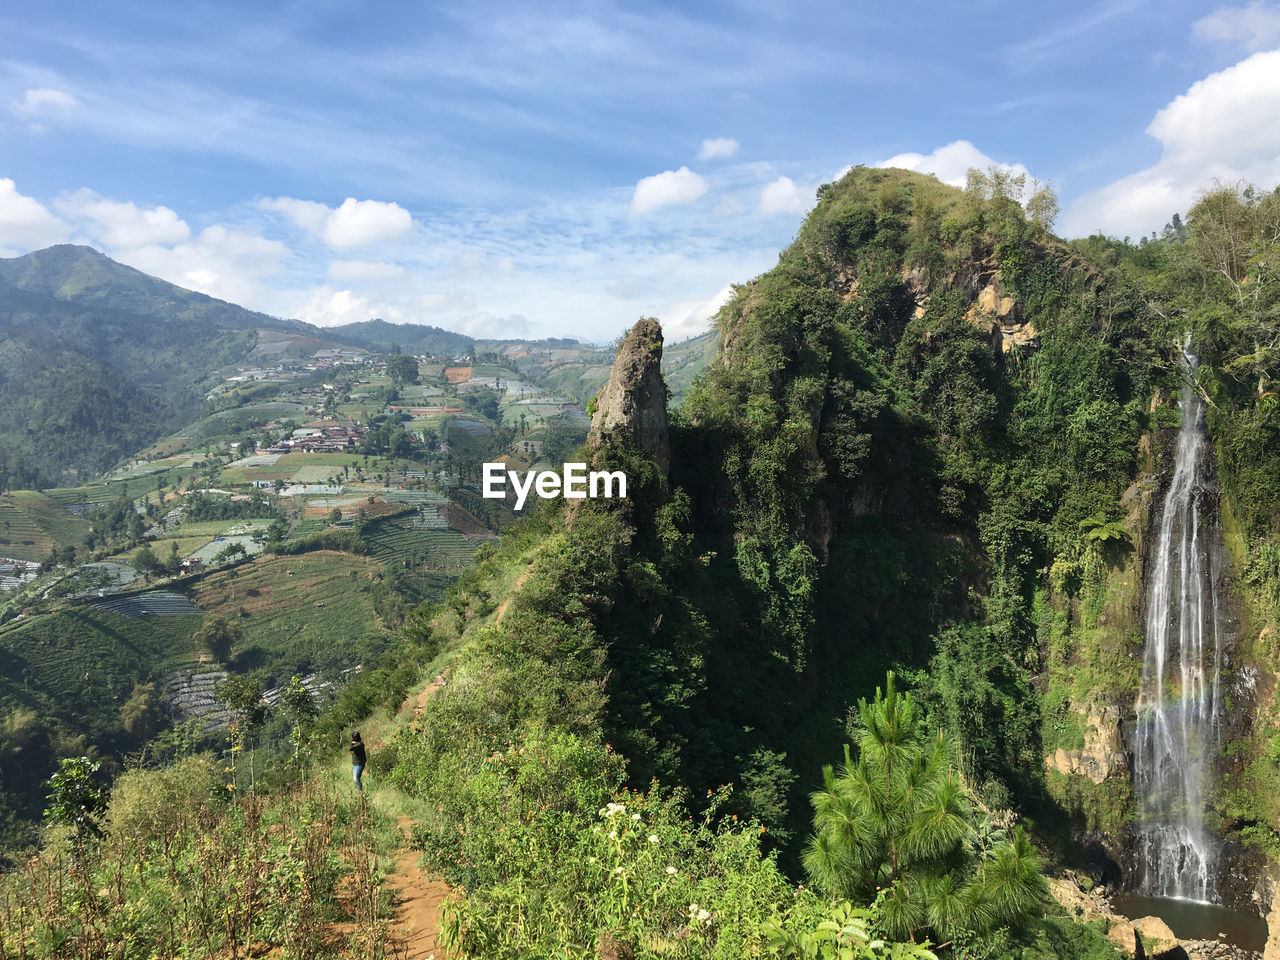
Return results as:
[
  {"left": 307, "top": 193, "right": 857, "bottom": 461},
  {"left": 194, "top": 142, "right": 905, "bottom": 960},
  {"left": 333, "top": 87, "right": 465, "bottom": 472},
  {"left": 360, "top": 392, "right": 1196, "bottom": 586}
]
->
[
  {"left": 1108, "top": 919, "right": 1138, "bottom": 955},
  {"left": 1133, "top": 915, "right": 1181, "bottom": 958}
]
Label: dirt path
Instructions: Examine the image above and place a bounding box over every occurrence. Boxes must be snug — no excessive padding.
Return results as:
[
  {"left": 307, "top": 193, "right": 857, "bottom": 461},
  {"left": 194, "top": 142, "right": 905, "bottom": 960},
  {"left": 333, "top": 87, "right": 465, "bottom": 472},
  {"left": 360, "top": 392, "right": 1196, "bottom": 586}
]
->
[
  {"left": 493, "top": 566, "right": 533, "bottom": 621},
  {"left": 348, "top": 564, "right": 535, "bottom": 957},
  {"left": 382, "top": 815, "right": 450, "bottom": 959}
]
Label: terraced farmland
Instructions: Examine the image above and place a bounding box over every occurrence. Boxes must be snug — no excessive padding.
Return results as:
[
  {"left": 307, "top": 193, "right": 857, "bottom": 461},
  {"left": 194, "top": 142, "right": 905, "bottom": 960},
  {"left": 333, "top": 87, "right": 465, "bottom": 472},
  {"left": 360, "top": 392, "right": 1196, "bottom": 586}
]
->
[
  {"left": 93, "top": 590, "right": 202, "bottom": 617},
  {"left": 0, "top": 491, "right": 93, "bottom": 561},
  {"left": 190, "top": 552, "right": 390, "bottom": 683},
  {"left": 363, "top": 517, "right": 479, "bottom": 570},
  {"left": 173, "top": 402, "right": 308, "bottom": 440},
  {"left": 46, "top": 470, "right": 195, "bottom": 511},
  {"left": 0, "top": 607, "right": 202, "bottom": 730}
]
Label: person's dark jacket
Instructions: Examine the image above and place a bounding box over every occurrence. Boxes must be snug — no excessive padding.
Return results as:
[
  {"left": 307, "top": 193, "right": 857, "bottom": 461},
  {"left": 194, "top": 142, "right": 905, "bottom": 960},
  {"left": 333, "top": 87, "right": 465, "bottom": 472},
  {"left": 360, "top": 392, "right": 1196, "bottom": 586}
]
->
[{"left": 350, "top": 740, "right": 366, "bottom": 765}]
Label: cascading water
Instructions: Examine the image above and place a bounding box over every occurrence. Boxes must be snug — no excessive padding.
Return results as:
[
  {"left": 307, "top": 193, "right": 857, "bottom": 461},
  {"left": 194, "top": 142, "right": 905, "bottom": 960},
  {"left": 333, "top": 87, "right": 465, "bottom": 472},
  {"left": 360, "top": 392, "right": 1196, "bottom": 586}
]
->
[{"left": 1132, "top": 340, "right": 1224, "bottom": 903}]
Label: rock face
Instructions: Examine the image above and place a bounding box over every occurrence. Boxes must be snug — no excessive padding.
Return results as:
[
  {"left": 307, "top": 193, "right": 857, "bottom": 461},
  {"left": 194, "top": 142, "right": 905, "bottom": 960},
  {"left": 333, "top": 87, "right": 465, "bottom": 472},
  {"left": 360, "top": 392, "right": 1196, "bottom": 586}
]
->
[
  {"left": 1264, "top": 881, "right": 1280, "bottom": 960},
  {"left": 964, "top": 273, "right": 1039, "bottom": 353},
  {"left": 589, "top": 317, "right": 670, "bottom": 477},
  {"left": 1045, "top": 704, "right": 1127, "bottom": 784}
]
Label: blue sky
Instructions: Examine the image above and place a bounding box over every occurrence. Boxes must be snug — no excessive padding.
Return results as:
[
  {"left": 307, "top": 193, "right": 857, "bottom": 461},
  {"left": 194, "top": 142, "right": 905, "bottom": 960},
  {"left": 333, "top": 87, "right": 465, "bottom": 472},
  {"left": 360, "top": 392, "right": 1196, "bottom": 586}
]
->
[{"left": 2, "top": 1, "right": 1279, "bottom": 343}]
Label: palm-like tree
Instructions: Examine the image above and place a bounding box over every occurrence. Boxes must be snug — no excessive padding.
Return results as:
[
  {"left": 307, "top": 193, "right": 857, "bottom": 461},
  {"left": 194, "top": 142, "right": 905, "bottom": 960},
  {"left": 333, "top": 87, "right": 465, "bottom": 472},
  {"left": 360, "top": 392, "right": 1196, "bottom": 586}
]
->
[{"left": 803, "top": 672, "right": 1045, "bottom": 946}]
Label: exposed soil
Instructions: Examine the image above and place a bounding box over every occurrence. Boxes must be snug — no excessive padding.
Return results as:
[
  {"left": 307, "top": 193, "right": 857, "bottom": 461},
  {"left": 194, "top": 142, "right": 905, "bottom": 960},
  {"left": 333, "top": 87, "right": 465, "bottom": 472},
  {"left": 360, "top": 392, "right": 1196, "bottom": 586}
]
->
[
  {"left": 493, "top": 566, "right": 533, "bottom": 622},
  {"left": 382, "top": 815, "right": 450, "bottom": 959}
]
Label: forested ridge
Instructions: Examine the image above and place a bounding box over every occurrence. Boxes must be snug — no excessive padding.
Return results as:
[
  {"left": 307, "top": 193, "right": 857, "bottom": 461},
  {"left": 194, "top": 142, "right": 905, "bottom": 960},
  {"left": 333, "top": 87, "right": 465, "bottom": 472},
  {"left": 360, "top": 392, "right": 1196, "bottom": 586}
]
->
[{"left": 3, "top": 166, "right": 1280, "bottom": 959}]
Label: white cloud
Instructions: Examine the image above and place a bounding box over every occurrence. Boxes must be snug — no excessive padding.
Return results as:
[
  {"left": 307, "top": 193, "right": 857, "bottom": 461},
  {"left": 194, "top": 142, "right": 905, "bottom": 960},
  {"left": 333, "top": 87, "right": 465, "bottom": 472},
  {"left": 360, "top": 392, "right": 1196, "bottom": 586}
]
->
[
  {"left": 56, "top": 190, "right": 190, "bottom": 248},
  {"left": 413, "top": 290, "right": 479, "bottom": 315},
  {"left": 293, "top": 286, "right": 396, "bottom": 326},
  {"left": 1062, "top": 50, "right": 1280, "bottom": 237},
  {"left": 696, "top": 137, "right": 740, "bottom": 161},
  {"left": 258, "top": 195, "right": 413, "bottom": 247},
  {"left": 630, "top": 166, "right": 708, "bottom": 215},
  {"left": 1193, "top": 3, "right": 1280, "bottom": 52},
  {"left": 712, "top": 196, "right": 745, "bottom": 217},
  {"left": 877, "top": 140, "right": 1032, "bottom": 191},
  {"left": 116, "top": 225, "right": 290, "bottom": 307},
  {"left": 11, "top": 87, "right": 77, "bottom": 117},
  {"left": 658, "top": 283, "right": 733, "bottom": 341},
  {"left": 324, "top": 197, "right": 412, "bottom": 247},
  {"left": 0, "top": 178, "right": 67, "bottom": 253},
  {"left": 259, "top": 196, "right": 329, "bottom": 234},
  {"left": 759, "top": 176, "right": 814, "bottom": 215},
  {"left": 328, "top": 259, "right": 406, "bottom": 282},
  {"left": 452, "top": 311, "right": 532, "bottom": 338}
]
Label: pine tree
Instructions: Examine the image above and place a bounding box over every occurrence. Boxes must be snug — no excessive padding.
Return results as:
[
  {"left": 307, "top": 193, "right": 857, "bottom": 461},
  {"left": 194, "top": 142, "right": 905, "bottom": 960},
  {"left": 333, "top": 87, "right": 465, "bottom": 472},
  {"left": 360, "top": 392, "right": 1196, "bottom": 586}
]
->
[{"left": 803, "top": 672, "right": 1045, "bottom": 946}]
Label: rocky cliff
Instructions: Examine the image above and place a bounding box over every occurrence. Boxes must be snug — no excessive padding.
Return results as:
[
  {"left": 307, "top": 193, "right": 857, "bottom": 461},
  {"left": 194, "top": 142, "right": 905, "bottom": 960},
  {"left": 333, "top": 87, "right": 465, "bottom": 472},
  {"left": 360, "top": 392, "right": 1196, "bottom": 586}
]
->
[{"left": 588, "top": 317, "right": 670, "bottom": 477}]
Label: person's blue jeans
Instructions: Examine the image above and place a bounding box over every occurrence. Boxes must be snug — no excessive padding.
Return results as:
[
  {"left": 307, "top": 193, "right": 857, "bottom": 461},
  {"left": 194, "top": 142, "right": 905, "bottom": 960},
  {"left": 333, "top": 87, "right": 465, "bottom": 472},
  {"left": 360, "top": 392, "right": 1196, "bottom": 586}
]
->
[{"left": 353, "top": 763, "right": 364, "bottom": 790}]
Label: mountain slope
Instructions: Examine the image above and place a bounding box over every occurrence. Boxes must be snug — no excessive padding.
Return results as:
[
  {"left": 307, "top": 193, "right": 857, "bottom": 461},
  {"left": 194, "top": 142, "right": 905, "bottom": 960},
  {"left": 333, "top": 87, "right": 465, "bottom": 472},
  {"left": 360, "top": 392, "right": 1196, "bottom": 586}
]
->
[{"left": 0, "top": 247, "right": 307, "bottom": 489}]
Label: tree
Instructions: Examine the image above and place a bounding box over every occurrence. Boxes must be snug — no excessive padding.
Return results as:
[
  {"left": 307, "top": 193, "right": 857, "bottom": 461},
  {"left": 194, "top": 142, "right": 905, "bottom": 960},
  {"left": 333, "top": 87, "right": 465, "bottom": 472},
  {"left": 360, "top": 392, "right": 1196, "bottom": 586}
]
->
[
  {"left": 386, "top": 354, "right": 419, "bottom": 386},
  {"left": 120, "top": 682, "right": 164, "bottom": 739},
  {"left": 193, "top": 616, "right": 240, "bottom": 663},
  {"left": 1189, "top": 183, "right": 1280, "bottom": 396},
  {"left": 217, "top": 674, "right": 269, "bottom": 791},
  {"left": 133, "top": 544, "right": 165, "bottom": 578},
  {"left": 281, "top": 674, "right": 318, "bottom": 759},
  {"left": 328, "top": 506, "right": 343, "bottom": 525},
  {"left": 803, "top": 673, "right": 1045, "bottom": 946},
  {"left": 1025, "top": 180, "right": 1060, "bottom": 231},
  {"left": 44, "top": 757, "right": 108, "bottom": 843}
]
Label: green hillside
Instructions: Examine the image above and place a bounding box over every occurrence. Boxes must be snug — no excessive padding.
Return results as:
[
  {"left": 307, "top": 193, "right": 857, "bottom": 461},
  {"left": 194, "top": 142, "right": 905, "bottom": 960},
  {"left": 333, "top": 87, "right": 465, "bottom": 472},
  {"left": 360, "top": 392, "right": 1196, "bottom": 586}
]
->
[{"left": 0, "top": 490, "right": 92, "bottom": 561}]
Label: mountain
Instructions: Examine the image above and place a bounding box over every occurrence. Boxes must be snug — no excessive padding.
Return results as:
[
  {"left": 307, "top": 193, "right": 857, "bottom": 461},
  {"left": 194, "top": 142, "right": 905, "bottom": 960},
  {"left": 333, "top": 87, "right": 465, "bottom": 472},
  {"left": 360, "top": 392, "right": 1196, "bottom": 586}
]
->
[
  {"left": 0, "top": 245, "right": 303, "bottom": 332},
  {"left": 372, "top": 168, "right": 1280, "bottom": 950},
  {"left": 0, "top": 247, "right": 307, "bottom": 489},
  {"left": 0, "top": 245, "right": 722, "bottom": 491},
  {"left": 5, "top": 172, "right": 1279, "bottom": 958},
  {"left": 326, "top": 318, "right": 478, "bottom": 358}
]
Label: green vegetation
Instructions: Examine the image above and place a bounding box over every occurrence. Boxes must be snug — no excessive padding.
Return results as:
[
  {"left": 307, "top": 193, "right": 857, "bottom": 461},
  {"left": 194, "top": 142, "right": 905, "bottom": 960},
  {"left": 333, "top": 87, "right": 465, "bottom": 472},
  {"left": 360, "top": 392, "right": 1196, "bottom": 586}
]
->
[
  {"left": 805, "top": 675, "right": 1045, "bottom": 945},
  {"left": 191, "top": 552, "right": 391, "bottom": 683},
  {"left": 1, "top": 767, "right": 392, "bottom": 958},
  {"left": 0, "top": 491, "right": 93, "bottom": 562},
  {"left": 5, "top": 169, "right": 1279, "bottom": 956}
]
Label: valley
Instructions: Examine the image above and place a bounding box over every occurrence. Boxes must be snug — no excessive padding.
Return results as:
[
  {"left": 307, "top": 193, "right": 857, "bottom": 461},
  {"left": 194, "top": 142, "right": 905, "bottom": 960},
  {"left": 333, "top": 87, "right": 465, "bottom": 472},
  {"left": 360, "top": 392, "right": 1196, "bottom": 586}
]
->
[{"left": 0, "top": 166, "right": 1278, "bottom": 960}]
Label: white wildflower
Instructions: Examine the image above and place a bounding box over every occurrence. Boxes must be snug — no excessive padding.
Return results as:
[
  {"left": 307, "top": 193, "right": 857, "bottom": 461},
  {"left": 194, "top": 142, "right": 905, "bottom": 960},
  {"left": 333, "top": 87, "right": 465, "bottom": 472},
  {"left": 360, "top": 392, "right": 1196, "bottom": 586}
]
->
[
  {"left": 665, "top": 865, "right": 677, "bottom": 875},
  {"left": 648, "top": 834, "right": 660, "bottom": 844},
  {"left": 608, "top": 830, "right": 618, "bottom": 840},
  {"left": 631, "top": 812, "right": 642, "bottom": 821}
]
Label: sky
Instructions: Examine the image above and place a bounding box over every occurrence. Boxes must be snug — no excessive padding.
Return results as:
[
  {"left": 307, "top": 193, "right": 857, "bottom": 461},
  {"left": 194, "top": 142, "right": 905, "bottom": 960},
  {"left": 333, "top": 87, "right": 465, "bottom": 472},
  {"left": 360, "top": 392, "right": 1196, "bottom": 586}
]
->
[{"left": 2, "top": 1, "right": 1279, "bottom": 344}]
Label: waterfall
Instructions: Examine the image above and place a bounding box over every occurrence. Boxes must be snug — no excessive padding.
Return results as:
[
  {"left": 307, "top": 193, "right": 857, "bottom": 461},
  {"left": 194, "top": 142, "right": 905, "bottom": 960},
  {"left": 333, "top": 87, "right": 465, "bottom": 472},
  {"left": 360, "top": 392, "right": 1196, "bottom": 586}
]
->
[{"left": 1132, "top": 342, "right": 1223, "bottom": 902}]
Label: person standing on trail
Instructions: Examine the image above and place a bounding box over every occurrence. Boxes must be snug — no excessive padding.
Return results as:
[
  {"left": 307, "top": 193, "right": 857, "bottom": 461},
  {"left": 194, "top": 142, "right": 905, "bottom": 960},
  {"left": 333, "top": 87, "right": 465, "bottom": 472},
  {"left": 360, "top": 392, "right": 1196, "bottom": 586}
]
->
[{"left": 350, "top": 732, "right": 367, "bottom": 791}]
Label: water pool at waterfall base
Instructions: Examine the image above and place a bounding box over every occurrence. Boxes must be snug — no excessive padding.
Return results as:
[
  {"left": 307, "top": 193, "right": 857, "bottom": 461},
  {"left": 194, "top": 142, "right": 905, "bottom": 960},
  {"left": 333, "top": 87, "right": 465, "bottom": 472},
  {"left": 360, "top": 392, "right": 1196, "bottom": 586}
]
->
[{"left": 1110, "top": 894, "right": 1269, "bottom": 952}]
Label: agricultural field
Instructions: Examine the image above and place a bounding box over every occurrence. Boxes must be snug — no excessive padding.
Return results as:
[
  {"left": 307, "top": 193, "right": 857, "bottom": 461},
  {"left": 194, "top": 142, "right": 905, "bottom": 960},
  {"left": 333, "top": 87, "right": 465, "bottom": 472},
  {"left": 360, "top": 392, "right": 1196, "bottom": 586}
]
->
[
  {"left": 363, "top": 516, "right": 480, "bottom": 570},
  {"left": 396, "top": 385, "right": 444, "bottom": 400},
  {"left": 0, "top": 491, "right": 93, "bottom": 561},
  {"left": 332, "top": 402, "right": 384, "bottom": 421},
  {"left": 0, "top": 606, "right": 203, "bottom": 731},
  {"left": 173, "top": 402, "right": 308, "bottom": 441},
  {"left": 273, "top": 452, "right": 366, "bottom": 472},
  {"left": 217, "top": 463, "right": 296, "bottom": 485},
  {"left": 46, "top": 468, "right": 200, "bottom": 510},
  {"left": 105, "top": 457, "right": 195, "bottom": 480},
  {"left": 190, "top": 552, "right": 390, "bottom": 682}
]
